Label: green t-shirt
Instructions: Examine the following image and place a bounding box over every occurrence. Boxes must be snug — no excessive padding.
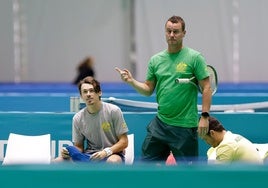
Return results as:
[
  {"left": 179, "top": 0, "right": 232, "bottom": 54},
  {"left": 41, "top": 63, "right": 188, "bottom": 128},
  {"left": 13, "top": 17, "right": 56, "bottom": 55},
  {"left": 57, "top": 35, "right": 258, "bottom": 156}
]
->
[{"left": 146, "top": 47, "right": 209, "bottom": 127}]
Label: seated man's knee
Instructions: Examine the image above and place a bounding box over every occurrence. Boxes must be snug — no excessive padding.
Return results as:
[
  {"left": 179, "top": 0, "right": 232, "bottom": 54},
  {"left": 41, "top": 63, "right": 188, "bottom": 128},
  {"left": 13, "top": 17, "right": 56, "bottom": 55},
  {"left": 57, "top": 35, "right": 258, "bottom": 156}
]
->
[{"left": 106, "top": 154, "right": 123, "bottom": 164}]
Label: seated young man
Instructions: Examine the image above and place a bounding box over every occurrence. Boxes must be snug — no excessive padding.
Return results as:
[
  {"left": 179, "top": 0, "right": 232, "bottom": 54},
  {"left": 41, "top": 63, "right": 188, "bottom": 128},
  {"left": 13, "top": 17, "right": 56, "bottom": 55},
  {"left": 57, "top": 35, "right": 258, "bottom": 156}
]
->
[{"left": 55, "top": 76, "right": 129, "bottom": 164}]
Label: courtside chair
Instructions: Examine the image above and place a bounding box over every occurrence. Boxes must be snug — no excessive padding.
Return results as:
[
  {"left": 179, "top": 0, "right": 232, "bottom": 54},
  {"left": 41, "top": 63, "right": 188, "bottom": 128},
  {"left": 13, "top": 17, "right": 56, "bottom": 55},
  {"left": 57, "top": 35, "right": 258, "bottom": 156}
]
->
[
  {"left": 125, "top": 134, "right": 134, "bottom": 165},
  {"left": 2, "top": 133, "right": 51, "bottom": 165}
]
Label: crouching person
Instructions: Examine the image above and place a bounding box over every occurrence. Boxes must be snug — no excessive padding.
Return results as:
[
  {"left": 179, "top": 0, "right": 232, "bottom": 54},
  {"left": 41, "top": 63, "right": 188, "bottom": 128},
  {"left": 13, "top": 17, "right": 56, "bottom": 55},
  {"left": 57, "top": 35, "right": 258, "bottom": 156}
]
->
[{"left": 201, "top": 116, "right": 262, "bottom": 164}]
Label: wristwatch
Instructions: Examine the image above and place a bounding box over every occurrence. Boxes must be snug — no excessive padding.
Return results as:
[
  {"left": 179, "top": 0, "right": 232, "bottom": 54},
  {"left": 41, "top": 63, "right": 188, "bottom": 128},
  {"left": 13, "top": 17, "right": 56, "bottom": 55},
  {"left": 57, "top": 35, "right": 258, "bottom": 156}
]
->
[
  {"left": 201, "top": 112, "right": 210, "bottom": 118},
  {"left": 104, "top": 147, "right": 113, "bottom": 157}
]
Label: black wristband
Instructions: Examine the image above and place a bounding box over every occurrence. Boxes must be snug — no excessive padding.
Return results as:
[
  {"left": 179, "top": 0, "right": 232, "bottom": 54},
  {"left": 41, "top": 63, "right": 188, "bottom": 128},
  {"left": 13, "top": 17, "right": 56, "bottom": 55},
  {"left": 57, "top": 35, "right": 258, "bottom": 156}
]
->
[{"left": 201, "top": 112, "right": 210, "bottom": 118}]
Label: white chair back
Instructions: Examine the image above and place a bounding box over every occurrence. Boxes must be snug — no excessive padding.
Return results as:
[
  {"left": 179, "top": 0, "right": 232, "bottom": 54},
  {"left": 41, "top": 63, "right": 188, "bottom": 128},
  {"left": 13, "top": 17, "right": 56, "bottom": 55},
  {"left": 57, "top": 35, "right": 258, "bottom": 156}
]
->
[
  {"left": 125, "top": 134, "right": 134, "bottom": 165},
  {"left": 2, "top": 133, "right": 51, "bottom": 165}
]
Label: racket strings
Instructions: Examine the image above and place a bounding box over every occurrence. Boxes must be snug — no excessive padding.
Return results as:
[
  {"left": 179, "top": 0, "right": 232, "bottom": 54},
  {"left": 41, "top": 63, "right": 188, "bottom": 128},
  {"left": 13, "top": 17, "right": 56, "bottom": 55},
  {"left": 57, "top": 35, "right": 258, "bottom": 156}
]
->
[{"left": 207, "top": 66, "right": 218, "bottom": 95}]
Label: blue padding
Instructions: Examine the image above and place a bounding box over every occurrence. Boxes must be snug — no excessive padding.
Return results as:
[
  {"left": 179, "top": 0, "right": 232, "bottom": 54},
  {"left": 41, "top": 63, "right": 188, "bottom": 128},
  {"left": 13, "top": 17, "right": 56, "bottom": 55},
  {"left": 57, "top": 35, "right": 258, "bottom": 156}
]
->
[
  {"left": 1, "top": 112, "right": 268, "bottom": 162},
  {"left": 0, "top": 163, "right": 268, "bottom": 187}
]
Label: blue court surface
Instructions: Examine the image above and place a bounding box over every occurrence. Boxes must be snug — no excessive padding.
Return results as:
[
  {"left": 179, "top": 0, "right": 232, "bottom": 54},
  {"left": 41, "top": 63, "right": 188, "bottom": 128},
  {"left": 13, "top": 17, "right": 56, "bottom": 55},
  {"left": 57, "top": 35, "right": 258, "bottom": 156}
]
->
[{"left": 1, "top": 82, "right": 268, "bottom": 112}]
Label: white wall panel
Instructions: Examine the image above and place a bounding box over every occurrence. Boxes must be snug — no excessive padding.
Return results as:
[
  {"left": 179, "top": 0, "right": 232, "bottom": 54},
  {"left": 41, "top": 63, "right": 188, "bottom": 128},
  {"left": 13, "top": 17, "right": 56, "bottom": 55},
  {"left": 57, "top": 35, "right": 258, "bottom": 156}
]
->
[{"left": 0, "top": 0, "right": 268, "bottom": 82}]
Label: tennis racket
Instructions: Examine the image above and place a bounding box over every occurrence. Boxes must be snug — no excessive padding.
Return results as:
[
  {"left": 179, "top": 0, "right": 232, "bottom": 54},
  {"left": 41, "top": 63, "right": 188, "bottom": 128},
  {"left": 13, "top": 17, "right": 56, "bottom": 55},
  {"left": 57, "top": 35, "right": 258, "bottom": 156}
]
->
[{"left": 175, "top": 65, "right": 218, "bottom": 95}]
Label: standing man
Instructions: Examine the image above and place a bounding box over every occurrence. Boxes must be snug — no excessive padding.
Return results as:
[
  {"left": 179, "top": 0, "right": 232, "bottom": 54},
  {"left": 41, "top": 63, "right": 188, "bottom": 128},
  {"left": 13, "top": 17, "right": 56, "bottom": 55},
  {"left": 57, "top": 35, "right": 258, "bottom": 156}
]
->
[
  {"left": 56, "top": 76, "right": 129, "bottom": 164},
  {"left": 116, "top": 15, "right": 212, "bottom": 163}
]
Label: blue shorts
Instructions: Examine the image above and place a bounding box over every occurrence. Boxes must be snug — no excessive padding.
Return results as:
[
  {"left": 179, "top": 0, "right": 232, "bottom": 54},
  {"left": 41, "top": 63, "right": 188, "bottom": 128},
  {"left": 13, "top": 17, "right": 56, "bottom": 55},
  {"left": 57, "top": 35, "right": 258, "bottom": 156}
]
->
[
  {"left": 66, "top": 146, "right": 91, "bottom": 162},
  {"left": 66, "top": 146, "right": 125, "bottom": 162}
]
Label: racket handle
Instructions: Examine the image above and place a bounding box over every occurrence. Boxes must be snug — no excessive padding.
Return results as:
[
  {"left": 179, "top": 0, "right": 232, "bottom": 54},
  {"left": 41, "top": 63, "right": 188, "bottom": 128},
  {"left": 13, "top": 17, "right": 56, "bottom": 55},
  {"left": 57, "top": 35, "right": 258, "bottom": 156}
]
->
[{"left": 175, "top": 78, "right": 190, "bottom": 84}]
